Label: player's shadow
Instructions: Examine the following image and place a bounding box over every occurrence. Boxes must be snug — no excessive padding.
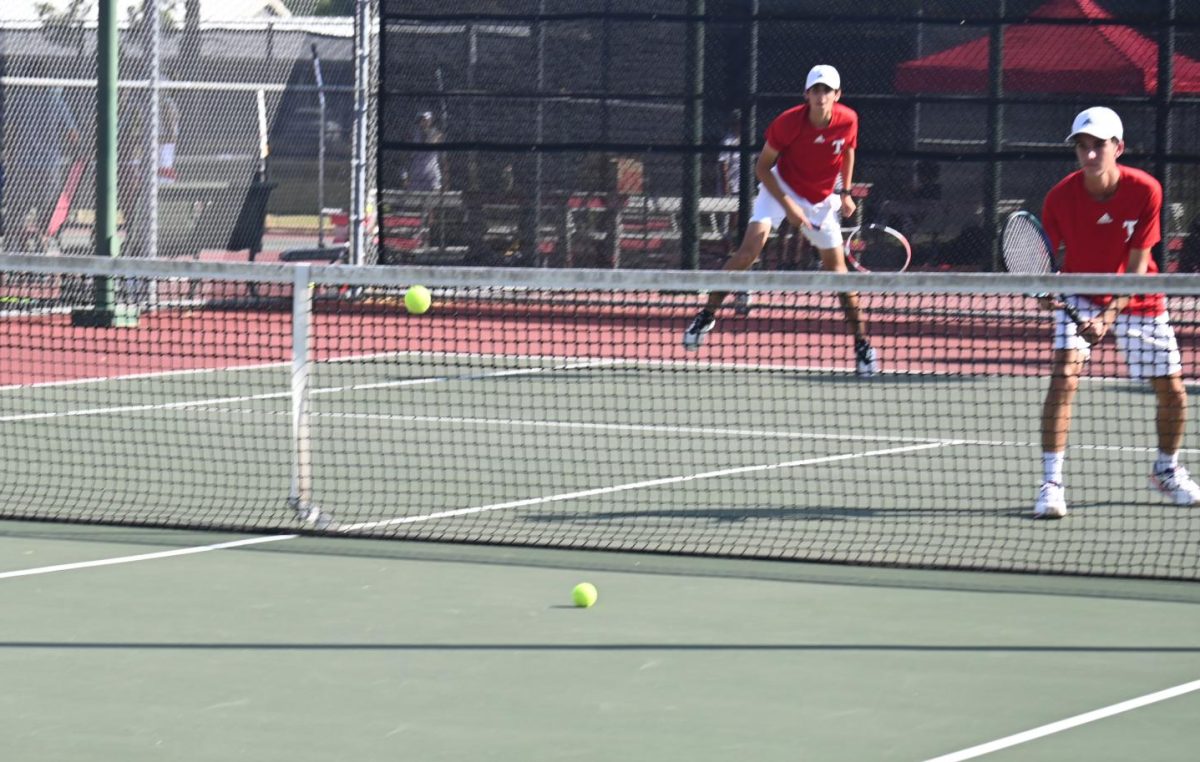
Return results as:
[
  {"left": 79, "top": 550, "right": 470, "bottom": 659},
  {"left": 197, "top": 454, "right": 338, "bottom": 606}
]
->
[
  {"left": 809, "top": 372, "right": 1002, "bottom": 386},
  {"left": 527, "top": 499, "right": 1182, "bottom": 524},
  {"left": 526, "top": 503, "right": 1022, "bottom": 525},
  {"left": 1, "top": 641, "right": 1199, "bottom": 653}
]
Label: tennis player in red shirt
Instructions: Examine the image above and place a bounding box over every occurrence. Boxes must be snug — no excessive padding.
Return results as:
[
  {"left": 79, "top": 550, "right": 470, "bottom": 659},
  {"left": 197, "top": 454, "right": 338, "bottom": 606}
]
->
[
  {"left": 1034, "top": 106, "right": 1200, "bottom": 518},
  {"left": 682, "top": 64, "right": 879, "bottom": 376}
]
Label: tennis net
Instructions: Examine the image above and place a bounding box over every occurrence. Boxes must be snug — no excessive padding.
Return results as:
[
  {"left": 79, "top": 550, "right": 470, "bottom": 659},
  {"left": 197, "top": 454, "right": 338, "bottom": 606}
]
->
[{"left": 3, "top": 253, "right": 1200, "bottom": 579}]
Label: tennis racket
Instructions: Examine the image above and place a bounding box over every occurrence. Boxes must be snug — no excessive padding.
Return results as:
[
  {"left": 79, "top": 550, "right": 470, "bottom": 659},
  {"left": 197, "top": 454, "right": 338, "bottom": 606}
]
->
[
  {"left": 844, "top": 224, "right": 911, "bottom": 273},
  {"left": 1001, "top": 211, "right": 1171, "bottom": 350},
  {"left": 733, "top": 222, "right": 910, "bottom": 316}
]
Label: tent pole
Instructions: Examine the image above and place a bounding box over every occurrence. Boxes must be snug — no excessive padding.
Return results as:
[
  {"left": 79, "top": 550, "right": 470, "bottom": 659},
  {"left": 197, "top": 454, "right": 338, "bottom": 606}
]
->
[
  {"left": 985, "top": 1, "right": 1005, "bottom": 272},
  {"left": 1155, "top": 0, "right": 1176, "bottom": 272}
]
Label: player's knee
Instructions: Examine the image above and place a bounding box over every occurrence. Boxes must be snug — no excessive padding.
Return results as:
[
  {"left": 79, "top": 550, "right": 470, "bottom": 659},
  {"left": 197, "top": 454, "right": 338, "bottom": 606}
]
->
[
  {"left": 1154, "top": 375, "right": 1188, "bottom": 406},
  {"left": 819, "top": 249, "right": 848, "bottom": 272},
  {"left": 727, "top": 248, "right": 760, "bottom": 271},
  {"left": 1049, "top": 366, "right": 1081, "bottom": 392}
]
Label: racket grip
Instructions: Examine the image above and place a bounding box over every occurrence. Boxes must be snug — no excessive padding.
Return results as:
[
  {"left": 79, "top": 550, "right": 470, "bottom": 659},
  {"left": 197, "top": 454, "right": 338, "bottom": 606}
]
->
[{"left": 1060, "top": 301, "right": 1086, "bottom": 327}]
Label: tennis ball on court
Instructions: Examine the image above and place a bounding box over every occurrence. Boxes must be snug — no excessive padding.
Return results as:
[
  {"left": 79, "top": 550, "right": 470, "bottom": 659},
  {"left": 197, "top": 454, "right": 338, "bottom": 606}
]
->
[
  {"left": 404, "top": 285, "right": 432, "bottom": 314},
  {"left": 572, "top": 582, "right": 598, "bottom": 608}
]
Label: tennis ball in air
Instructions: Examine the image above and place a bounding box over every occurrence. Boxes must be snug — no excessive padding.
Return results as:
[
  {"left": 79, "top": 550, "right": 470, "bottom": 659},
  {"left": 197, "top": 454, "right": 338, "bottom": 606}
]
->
[
  {"left": 404, "top": 285, "right": 432, "bottom": 314},
  {"left": 572, "top": 582, "right": 598, "bottom": 608}
]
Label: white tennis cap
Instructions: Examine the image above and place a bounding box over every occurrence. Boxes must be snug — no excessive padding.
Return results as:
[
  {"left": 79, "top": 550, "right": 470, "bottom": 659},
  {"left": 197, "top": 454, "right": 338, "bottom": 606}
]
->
[
  {"left": 805, "top": 65, "right": 841, "bottom": 92},
  {"left": 1067, "top": 106, "right": 1123, "bottom": 142}
]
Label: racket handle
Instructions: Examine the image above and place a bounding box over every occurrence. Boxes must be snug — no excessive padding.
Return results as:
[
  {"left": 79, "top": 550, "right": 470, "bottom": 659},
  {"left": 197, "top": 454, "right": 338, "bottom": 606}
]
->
[{"left": 1060, "top": 300, "right": 1087, "bottom": 327}]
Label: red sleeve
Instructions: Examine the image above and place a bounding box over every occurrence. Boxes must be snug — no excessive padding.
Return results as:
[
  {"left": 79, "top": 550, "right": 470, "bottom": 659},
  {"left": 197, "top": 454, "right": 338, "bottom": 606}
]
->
[
  {"left": 1129, "top": 178, "right": 1162, "bottom": 250},
  {"left": 763, "top": 111, "right": 795, "bottom": 154},
  {"left": 1041, "top": 191, "right": 1063, "bottom": 255},
  {"left": 846, "top": 110, "right": 858, "bottom": 149}
]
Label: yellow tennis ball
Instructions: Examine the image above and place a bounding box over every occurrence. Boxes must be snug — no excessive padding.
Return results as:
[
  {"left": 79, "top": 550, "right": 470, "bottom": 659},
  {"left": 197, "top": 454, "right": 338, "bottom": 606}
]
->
[
  {"left": 572, "top": 582, "right": 598, "bottom": 608},
  {"left": 404, "top": 285, "right": 432, "bottom": 315}
]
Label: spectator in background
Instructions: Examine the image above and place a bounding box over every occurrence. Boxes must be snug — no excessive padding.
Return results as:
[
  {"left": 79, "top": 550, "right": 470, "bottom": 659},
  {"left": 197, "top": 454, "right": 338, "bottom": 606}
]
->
[
  {"left": 1178, "top": 214, "right": 1200, "bottom": 274},
  {"left": 717, "top": 110, "right": 742, "bottom": 199},
  {"left": 914, "top": 159, "right": 942, "bottom": 200},
  {"left": 117, "top": 83, "right": 182, "bottom": 262},
  {"left": 157, "top": 85, "right": 182, "bottom": 185},
  {"left": 2, "top": 86, "right": 81, "bottom": 250},
  {"left": 407, "top": 111, "right": 446, "bottom": 191}
]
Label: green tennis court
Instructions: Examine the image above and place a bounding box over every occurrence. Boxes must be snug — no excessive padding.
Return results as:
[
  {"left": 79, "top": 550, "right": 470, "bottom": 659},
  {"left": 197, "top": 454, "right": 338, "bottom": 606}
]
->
[
  {"left": 2, "top": 521, "right": 1199, "bottom": 761},
  {"left": 3, "top": 339, "right": 1199, "bottom": 576},
  {"left": 4, "top": 259, "right": 1200, "bottom": 760}
]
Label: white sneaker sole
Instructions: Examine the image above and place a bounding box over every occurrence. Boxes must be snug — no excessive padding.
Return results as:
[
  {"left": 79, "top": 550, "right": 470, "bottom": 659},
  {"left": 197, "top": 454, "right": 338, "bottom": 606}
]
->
[
  {"left": 1033, "top": 504, "right": 1067, "bottom": 519},
  {"left": 1149, "top": 475, "right": 1200, "bottom": 506}
]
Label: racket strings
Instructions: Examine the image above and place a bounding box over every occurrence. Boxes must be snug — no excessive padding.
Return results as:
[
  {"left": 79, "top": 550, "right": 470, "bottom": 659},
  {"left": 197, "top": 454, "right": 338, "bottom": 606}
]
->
[
  {"left": 1002, "top": 216, "right": 1054, "bottom": 275},
  {"left": 846, "top": 226, "right": 910, "bottom": 273}
]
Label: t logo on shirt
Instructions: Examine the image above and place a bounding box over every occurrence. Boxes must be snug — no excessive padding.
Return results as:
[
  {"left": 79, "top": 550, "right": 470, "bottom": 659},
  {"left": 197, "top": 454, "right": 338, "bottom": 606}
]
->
[
  {"left": 832, "top": 138, "right": 846, "bottom": 155},
  {"left": 1122, "top": 220, "right": 1137, "bottom": 242}
]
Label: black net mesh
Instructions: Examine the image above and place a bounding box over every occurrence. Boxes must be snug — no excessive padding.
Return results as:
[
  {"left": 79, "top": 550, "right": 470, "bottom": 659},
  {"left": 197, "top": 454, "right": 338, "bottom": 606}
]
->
[{"left": 3, "top": 255, "right": 1200, "bottom": 579}]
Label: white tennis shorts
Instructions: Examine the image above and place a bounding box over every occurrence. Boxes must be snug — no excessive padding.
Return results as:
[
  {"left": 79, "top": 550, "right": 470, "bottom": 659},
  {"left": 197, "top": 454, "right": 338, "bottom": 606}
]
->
[
  {"left": 747, "top": 169, "right": 842, "bottom": 250},
  {"left": 1053, "top": 295, "right": 1182, "bottom": 380}
]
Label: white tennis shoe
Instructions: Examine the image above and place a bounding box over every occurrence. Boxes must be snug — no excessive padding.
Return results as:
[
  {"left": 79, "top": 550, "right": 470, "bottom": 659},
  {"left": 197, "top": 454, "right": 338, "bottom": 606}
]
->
[
  {"left": 683, "top": 309, "right": 716, "bottom": 350},
  {"left": 732, "top": 292, "right": 753, "bottom": 316},
  {"left": 1033, "top": 481, "right": 1067, "bottom": 519},
  {"left": 1150, "top": 466, "right": 1200, "bottom": 506},
  {"left": 855, "top": 337, "right": 880, "bottom": 377}
]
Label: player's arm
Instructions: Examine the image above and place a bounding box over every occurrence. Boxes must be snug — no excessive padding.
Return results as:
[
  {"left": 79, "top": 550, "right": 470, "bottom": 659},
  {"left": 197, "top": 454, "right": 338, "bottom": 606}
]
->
[
  {"left": 755, "top": 142, "right": 810, "bottom": 229},
  {"left": 1090, "top": 183, "right": 1163, "bottom": 339},
  {"left": 838, "top": 147, "right": 857, "bottom": 219},
  {"left": 1090, "top": 247, "right": 1151, "bottom": 340}
]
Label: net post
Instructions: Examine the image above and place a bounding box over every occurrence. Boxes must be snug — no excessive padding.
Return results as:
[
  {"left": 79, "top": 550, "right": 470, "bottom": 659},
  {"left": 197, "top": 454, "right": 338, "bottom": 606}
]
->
[
  {"left": 70, "top": 0, "right": 138, "bottom": 328},
  {"left": 288, "top": 264, "right": 322, "bottom": 525}
]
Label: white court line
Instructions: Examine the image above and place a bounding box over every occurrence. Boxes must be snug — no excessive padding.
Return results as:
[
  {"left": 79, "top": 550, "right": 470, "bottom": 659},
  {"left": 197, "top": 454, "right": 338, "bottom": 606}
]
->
[
  {"left": 0, "top": 390, "right": 291, "bottom": 423},
  {"left": 303, "top": 411, "right": 1200, "bottom": 456},
  {"left": 0, "top": 359, "right": 291, "bottom": 393},
  {"left": 0, "top": 342, "right": 1159, "bottom": 397},
  {"left": 308, "top": 358, "right": 619, "bottom": 396},
  {"left": 0, "top": 360, "right": 617, "bottom": 424},
  {"left": 338, "top": 440, "right": 952, "bottom": 532},
  {"left": 9, "top": 388, "right": 1194, "bottom": 457},
  {"left": 1, "top": 442, "right": 952, "bottom": 578},
  {"left": 923, "top": 678, "right": 1200, "bottom": 761},
  {"left": 0, "top": 534, "right": 296, "bottom": 580}
]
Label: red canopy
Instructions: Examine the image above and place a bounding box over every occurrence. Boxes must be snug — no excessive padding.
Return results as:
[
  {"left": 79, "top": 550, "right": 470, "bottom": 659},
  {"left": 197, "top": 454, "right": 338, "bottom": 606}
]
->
[{"left": 894, "top": 0, "right": 1200, "bottom": 95}]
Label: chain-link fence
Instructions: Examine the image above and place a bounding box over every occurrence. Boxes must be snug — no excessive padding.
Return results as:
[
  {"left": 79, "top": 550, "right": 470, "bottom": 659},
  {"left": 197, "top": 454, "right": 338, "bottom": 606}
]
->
[
  {"left": 1, "top": 0, "right": 378, "bottom": 265},
  {"left": 380, "top": 0, "right": 1200, "bottom": 271}
]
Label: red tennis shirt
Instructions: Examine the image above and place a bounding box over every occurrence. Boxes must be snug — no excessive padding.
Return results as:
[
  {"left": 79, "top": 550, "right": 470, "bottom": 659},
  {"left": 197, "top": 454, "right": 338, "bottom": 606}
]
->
[
  {"left": 764, "top": 103, "right": 858, "bottom": 204},
  {"left": 1042, "top": 165, "right": 1164, "bottom": 316}
]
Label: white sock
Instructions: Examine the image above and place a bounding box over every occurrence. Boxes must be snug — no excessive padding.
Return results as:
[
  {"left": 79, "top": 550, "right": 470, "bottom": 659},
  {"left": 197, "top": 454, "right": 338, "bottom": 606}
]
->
[
  {"left": 1155, "top": 451, "right": 1179, "bottom": 474},
  {"left": 1042, "top": 452, "right": 1065, "bottom": 485}
]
